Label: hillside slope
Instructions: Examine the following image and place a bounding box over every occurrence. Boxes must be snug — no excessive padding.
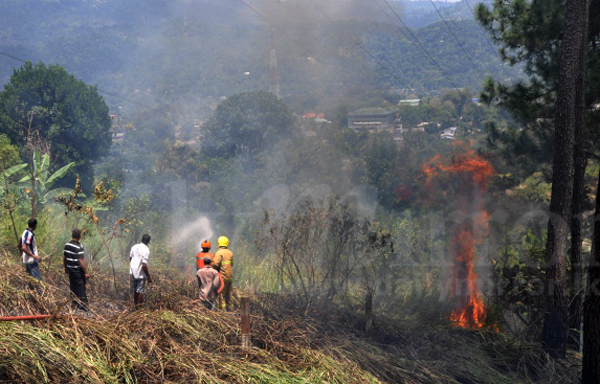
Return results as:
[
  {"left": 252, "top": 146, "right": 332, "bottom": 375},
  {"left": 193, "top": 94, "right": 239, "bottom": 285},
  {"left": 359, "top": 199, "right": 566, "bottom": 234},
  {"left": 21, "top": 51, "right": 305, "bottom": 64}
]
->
[{"left": 0, "top": 255, "right": 579, "bottom": 384}]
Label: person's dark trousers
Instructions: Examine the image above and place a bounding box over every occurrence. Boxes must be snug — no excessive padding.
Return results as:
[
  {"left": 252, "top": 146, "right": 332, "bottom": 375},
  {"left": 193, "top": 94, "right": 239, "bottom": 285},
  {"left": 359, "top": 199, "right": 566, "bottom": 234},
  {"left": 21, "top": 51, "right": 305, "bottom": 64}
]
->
[
  {"left": 25, "top": 261, "right": 42, "bottom": 280},
  {"left": 68, "top": 269, "right": 88, "bottom": 310},
  {"left": 25, "top": 261, "right": 43, "bottom": 294}
]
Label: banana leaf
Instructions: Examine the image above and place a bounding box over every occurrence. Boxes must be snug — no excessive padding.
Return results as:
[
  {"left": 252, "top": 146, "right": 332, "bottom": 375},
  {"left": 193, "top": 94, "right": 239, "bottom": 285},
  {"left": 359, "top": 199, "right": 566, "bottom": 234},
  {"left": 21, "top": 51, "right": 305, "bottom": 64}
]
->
[
  {"left": 46, "top": 162, "right": 75, "bottom": 187},
  {"left": 0, "top": 163, "right": 28, "bottom": 179}
]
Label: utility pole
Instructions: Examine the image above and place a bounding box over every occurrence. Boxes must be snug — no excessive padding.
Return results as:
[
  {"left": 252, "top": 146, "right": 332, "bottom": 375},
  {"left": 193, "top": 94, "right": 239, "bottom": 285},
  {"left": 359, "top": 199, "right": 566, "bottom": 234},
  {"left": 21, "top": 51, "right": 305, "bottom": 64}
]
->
[{"left": 269, "top": 25, "right": 281, "bottom": 100}]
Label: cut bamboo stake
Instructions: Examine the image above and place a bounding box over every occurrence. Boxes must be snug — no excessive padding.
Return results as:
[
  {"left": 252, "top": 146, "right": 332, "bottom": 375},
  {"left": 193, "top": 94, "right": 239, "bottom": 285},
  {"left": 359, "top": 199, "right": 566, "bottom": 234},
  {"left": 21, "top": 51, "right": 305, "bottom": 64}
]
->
[{"left": 240, "top": 296, "right": 251, "bottom": 348}]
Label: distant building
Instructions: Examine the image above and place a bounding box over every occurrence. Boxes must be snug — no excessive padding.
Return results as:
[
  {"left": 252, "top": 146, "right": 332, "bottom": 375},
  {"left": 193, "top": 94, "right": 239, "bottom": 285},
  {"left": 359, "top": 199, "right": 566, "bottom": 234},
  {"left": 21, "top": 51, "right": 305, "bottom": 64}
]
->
[
  {"left": 303, "top": 112, "right": 326, "bottom": 120},
  {"left": 348, "top": 108, "right": 396, "bottom": 132},
  {"left": 440, "top": 127, "right": 457, "bottom": 140},
  {"left": 112, "top": 132, "right": 125, "bottom": 143},
  {"left": 398, "top": 99, "right": 421, "bottom": 107}
]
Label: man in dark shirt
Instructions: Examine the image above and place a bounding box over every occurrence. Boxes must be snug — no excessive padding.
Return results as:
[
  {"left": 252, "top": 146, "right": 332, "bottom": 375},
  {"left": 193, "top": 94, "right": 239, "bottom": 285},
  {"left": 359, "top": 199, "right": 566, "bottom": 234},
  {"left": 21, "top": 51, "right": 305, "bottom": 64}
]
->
[{"left": 64, "top": 228, "right": 90, "bottom": 311}]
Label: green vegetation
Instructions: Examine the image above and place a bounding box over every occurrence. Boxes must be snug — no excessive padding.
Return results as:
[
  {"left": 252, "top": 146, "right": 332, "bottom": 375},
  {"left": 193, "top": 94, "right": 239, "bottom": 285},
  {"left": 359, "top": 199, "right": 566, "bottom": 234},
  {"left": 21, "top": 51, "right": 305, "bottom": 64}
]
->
[
  {"left": 0, "top": 62, "right": 111, "bottom": 192},
  {"left": 13, "top": 150, "right": 75, "bottom": 207}
]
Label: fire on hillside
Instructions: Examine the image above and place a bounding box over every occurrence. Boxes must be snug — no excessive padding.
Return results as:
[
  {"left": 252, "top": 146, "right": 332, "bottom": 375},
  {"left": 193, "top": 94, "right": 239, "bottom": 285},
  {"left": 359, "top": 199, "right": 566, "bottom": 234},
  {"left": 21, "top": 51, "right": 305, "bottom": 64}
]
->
[{"left": 422, "top": 143, "right": 496, "bottom": 330}]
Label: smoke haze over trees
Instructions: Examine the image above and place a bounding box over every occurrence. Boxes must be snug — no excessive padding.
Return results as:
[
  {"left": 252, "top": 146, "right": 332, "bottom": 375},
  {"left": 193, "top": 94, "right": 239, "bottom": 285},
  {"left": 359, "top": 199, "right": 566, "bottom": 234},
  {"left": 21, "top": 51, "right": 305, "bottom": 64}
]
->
[{"left": 0, "top": 0, "right": 520, "bottom": 115}]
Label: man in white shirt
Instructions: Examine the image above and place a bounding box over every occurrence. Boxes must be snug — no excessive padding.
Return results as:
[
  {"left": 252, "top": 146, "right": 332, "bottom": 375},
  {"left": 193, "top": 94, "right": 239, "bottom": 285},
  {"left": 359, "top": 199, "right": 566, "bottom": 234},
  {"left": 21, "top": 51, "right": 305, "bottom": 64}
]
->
[{"left": 129, "top": 234, "right": 152, "bottom": 307}]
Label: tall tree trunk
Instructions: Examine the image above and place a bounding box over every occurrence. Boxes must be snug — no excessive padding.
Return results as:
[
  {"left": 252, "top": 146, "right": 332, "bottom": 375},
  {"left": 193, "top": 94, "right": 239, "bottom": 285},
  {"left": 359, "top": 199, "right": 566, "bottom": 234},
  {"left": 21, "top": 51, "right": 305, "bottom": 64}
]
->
[
  {"left": 568, "top": 40, "right": 589, "bottom": 349},
  {"left": 583, "top": 169, "right": 600, "bottom": 383},
  {"left": 541, "top": 0, "right": 589, "bottom": 357},
  {"left": 569, "top": 150, "right": 587, "bottom": 349}
]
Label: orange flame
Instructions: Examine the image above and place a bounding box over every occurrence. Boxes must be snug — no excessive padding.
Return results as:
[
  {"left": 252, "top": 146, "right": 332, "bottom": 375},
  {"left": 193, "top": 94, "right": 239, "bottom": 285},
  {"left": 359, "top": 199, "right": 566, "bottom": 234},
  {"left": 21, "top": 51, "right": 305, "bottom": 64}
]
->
[
  {"left": 422, "top": 142, "right": 495, "bottom": 329},
  {"left": 448, "top": 219, "right": 488, "bottom": 328}
]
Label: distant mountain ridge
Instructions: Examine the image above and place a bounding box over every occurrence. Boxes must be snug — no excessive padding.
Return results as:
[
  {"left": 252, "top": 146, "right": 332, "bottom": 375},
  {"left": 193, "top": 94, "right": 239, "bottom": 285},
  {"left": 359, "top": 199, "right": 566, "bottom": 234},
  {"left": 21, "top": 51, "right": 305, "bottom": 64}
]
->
[{"left": 0, "top": 0, "right": 516, "bottom": 114}]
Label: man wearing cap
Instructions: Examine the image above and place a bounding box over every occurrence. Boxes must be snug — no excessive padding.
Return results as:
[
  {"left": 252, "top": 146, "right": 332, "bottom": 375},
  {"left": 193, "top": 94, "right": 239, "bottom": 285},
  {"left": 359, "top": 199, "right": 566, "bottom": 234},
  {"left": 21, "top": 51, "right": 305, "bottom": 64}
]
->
[{"left": 197, "top": 257, "right": 224, "bottom": 310}]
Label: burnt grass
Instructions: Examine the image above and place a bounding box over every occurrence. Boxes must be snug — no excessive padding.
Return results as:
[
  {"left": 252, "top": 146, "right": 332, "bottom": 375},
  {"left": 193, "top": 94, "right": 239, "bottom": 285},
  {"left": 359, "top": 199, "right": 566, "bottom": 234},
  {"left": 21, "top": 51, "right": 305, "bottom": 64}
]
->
[{"left": 0, "top": 256, "right": 580, "bottom": 384}]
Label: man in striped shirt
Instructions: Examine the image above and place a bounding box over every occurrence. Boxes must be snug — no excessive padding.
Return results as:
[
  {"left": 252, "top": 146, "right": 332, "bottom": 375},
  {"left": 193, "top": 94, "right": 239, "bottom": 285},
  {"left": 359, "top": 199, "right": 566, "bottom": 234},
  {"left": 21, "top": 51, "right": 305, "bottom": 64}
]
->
[
  {"left": 21, "top": 218, "right": 41, "bottom": 280},
  {"left": 63, "top": 228, "right": 89, "bottom": 311}
]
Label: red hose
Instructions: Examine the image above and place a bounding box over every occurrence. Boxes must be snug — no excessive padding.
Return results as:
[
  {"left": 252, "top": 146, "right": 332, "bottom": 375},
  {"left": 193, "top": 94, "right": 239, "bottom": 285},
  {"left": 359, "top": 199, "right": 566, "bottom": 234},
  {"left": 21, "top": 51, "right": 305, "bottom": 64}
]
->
[{"left": 0, "top": 315, "right": 52, "bottom": 321}]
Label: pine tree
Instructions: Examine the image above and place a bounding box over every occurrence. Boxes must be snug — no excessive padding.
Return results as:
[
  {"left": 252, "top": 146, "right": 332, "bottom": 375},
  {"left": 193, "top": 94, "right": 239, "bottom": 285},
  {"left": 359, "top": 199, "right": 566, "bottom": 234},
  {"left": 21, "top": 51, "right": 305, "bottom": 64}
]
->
[{"left": 477, "top": 0, "right": 598, "bottom": 353}]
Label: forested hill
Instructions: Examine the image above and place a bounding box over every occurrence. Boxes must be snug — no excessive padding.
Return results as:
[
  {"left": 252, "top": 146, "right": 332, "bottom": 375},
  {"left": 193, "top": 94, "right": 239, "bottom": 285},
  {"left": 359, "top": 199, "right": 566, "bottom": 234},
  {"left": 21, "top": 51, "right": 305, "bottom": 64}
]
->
[{"left": 0, "top": 0, "right": 519, "bottom": 113}]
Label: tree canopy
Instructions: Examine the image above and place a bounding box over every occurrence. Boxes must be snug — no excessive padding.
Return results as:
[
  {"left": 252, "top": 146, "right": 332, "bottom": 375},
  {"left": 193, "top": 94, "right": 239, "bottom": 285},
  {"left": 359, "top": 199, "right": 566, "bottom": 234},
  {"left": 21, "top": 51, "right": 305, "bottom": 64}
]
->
[
  {"left": 476, "top": 0, "right": 600, "bottom": 172},
  {"left": 200, "top": 91, "right": 296, "bottom": 160},
  {"left": 0, "top": 134, "right": 19, "bottom": 171},
  {"left": 0, "top": 61, "right": 112, "bottom": 191}
]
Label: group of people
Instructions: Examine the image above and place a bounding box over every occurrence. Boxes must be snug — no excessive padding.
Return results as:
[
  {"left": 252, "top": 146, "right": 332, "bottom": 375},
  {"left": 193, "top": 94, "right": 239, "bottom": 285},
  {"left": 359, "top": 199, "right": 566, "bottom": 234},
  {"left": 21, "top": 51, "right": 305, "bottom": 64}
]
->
[
  {"left": 21, "top": 218, "right": 92, "bottom": 310},
  {"left": 195, "top": 236, "right": 234, "bottom": 310},
  {"left": 19, "top": 218, "right": 234, "bottom": 312},
  {"left": 128, "top": 234, "right": 235, "bottom": 311},
  {"left": 20, "top": 218, "right": 89, "bottom": 308}
]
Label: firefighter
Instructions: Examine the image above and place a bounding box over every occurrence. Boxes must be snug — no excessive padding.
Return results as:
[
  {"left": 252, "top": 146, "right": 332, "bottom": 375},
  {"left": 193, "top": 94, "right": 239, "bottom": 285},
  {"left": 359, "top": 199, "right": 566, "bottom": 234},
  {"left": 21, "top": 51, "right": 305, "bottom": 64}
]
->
[
  {"left": 196, "top": 240, "right": 214, "bottom": 270},
  {"left": 213, "top": 236, "right": 234, "bottom": 310},
  {"left": 195, "top": 240, "right": 214, "bottom": 288}
]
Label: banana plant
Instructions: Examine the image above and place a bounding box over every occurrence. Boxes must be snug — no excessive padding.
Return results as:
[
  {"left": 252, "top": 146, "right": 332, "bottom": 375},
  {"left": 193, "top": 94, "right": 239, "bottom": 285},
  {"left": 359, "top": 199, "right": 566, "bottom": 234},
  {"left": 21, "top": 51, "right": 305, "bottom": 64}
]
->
[{"left": 12, "top": 150, "right": 76, "bottom": 209}]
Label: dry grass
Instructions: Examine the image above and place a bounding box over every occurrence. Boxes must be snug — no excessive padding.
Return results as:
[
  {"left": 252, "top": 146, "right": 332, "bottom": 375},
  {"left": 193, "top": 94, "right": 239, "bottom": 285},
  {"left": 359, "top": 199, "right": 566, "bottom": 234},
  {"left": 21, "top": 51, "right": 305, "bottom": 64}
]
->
[{"left": 0, "top": 249, "right": 581, "bottom": 384}]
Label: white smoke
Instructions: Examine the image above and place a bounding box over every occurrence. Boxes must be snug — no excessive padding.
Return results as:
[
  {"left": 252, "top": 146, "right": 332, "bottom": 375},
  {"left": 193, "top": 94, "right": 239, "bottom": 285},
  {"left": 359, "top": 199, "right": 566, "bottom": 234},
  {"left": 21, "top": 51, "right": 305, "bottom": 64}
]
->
[{"left": 172, "top": 216, "right": 215, "bottom": 251}]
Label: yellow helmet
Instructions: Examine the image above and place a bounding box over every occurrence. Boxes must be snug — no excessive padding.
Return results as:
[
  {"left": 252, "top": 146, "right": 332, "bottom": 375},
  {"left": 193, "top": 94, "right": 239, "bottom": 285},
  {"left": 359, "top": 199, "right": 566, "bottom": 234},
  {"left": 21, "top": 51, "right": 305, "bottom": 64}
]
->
[{"left": 218, "top": 236, "right": 229, "bottom": 248}]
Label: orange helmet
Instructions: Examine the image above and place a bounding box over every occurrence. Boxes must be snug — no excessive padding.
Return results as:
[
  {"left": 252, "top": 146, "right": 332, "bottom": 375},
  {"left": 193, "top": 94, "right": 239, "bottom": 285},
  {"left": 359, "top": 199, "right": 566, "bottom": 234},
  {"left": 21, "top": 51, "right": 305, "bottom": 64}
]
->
[{"left": 201, "top": 240, "right": 211, "bottom": 249}]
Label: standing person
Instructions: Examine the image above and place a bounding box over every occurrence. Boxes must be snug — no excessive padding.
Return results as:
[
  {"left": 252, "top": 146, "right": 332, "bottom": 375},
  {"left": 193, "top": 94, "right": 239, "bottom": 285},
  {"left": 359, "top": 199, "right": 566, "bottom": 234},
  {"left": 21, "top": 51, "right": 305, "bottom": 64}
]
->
[
  {"left": 197, "top": 257, "right": 224, "bottom": 310},
  {"left": 196, "top": 240, "right": 214, "bottom": 287},
  {"left": 213, "top": 236, "right": 234, "bottom": 310},
  {"left": 196, "top": 240, "right": 214, "bottom": 270},
  {"left": 129, "top": 234, "right": 152, "bottom": 308},
  {"left": 21, "top": 218, "right": 42, "bottom": 282},
  {"left": 63, "top": 228, "right": 89, "bottom": 310}
]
